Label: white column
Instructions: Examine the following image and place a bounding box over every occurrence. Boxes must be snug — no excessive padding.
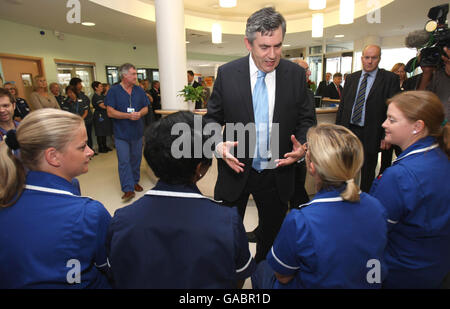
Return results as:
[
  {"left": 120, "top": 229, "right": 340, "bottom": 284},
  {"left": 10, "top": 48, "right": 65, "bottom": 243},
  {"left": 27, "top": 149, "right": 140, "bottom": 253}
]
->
[{"left": 155, "top": 0, "right": 188, "bottom": 110}]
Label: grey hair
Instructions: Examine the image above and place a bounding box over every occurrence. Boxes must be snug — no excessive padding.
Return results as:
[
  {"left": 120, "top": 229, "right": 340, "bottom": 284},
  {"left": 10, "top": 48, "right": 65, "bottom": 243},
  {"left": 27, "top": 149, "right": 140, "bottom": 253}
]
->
[
  {"left": 245, "top": 7, "right": 286, "bottom": 44},
  {"left": 118, "top": 63, "right": 136, "bottom": 78}
]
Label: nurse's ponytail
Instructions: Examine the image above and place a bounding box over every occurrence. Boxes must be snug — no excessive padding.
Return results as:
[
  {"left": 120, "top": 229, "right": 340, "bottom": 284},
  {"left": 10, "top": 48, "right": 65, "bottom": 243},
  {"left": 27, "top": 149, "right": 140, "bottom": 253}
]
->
[
  {"left": 0, "top": 109, "right": 83, "bottom": 208},
  {"left": 0, "top": 136, "right": 26, "bottom": 208},
  {"left": 306, "top": 124, "right": 364, "bottom": 202},
  {"left": 438, "top": 122, "right": 450, "bottom": 159}
]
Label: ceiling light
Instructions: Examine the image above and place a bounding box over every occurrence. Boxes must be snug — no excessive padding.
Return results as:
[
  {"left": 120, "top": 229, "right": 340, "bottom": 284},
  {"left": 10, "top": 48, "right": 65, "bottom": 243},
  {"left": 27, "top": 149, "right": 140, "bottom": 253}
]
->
[
  {"left": 312, "top": 13, "right": 324, "bottom": 38},
  {"left": 283, "top": 44, "right": 291, "bottom": 47},
  {"left": 81, "top": 22, "right": 96, "bottom": 27},
  {"left": 186, "top": 41, "right": 190, "bottom": 44},
  {"left": 212, "top": 23, "right": 222, "bottom": 44},
  {"left": 335, "top": 34, "right": 345, "bottom": 38},
  {"left": 219, "top": 0, "right": 236, "bottom": 8},
  {"left": 340, "top": 0, "right": 354, "bottom": 24},
  {"left": 309, "top": 0, "right": 326, "bottom": 10}
]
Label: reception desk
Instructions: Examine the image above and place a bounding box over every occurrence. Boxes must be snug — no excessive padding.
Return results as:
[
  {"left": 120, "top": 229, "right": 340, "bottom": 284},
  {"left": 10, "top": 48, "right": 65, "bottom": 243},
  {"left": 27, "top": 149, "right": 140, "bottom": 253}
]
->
[{"left": 155, "top": 104, "right": 339, "bottom": 198}]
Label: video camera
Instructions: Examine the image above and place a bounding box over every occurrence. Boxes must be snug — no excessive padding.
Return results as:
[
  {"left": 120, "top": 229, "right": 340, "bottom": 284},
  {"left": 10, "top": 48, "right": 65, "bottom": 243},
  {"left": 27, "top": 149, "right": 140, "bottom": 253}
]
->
[{"left": 405, "top": 3, "right": 450, "bottom": 73}]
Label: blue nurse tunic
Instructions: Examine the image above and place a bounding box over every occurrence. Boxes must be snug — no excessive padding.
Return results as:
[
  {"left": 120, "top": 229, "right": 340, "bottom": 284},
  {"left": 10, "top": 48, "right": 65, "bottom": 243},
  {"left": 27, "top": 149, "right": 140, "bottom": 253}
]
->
[
  {"left": 0, "top": 171, "right": 112, "bottom": 288},
  {"left": 262, "top": 187, "right": 388, "bottom": 289},
  {"left": 370, "top": 136, "right": 450, "bottom": 288},
  {"left": 106, "top": 181, "right": 256, "bottom": 288}
]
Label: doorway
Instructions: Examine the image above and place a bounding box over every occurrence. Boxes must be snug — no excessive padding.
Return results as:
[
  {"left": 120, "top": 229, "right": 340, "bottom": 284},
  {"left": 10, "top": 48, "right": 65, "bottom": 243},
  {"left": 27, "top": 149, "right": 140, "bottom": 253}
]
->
[
  {"left": 54, "top": 59, "right": 96, "bottom": 98},
  {"left": 0, "top": 53, "right": 45, "bottom": 104}
]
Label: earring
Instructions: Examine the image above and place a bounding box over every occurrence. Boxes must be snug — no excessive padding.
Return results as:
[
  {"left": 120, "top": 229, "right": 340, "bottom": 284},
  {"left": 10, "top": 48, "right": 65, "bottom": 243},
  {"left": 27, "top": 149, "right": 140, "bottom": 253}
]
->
[{"left": 413, "top": 130, "right": 417, "bottom": 134}]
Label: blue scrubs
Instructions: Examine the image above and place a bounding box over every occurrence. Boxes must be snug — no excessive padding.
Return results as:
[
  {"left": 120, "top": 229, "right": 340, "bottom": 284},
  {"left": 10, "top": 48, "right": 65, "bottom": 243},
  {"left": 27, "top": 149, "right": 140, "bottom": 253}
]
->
[
  {"left": 370, "top": 136, "right": 450, "bottom": 288},
  {"left": 105, "top": 84, "right": 150, "bottom": 192},
  {"left": 255, "top": 187, "right": 388, "bottom": 289},
  {"left": 106, "top": 181, "right": 256, "bottom": 288},
  {"left": 0, "top": 171, "right": 112, "bottom": 288}
]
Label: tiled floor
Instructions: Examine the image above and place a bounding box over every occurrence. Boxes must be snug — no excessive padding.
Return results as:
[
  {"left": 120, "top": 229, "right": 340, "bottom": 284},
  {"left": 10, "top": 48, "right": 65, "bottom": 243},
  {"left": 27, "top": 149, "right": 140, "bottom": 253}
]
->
[{"left": 77, "top": 149, "right": 257, "bottom": 288}]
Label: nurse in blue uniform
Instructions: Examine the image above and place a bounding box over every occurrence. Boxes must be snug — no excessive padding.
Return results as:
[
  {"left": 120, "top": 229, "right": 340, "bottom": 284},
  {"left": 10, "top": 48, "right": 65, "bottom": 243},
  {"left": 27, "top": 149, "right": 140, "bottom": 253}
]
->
[
  {"left": 252, "top": 124, "right": 388, "bottom": 289},
  {"left": 0, "top": 109, "right": 111, "bottom": 288},
  {"left": 106, "top": 111, "right": 256, "bottom": 288},
  {"left": 370, "top": 91, "right": 450, "bottom": 289}
]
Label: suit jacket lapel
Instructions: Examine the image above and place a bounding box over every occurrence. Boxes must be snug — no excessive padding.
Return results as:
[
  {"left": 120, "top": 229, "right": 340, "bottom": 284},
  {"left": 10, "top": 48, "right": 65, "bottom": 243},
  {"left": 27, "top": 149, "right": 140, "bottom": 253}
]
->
[
  {"left": 273, "top": 61, "right": 288, "bottom": 124},
  {"left": 367, "top": 69, "right": 383, "bottom": 99},
  {"left": 236, "top": 55, "right": 254, "bottom": 122}
]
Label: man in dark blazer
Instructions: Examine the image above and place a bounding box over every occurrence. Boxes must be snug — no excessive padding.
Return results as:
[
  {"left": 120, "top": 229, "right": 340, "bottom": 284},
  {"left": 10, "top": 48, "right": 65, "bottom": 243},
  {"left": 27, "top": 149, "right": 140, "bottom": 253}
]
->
[
  {"left": 187, "top": 70, "right": 202, "bottom": 109},
  {"left": 336, "top": 45, "right": 400, "bottom": 192},
  {"left": 324, "top": 73, "right": 343, "bottom": 100},
  {"left": 315, "top": 72, "right": 332, "bottom": 96},
  {"left": 204, "top": 7, "right": 316, "bottom": 263}
]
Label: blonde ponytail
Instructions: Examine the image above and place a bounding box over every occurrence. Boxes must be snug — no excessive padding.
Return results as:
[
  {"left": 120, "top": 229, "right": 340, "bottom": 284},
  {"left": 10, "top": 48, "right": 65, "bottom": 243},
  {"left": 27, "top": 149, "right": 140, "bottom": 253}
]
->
[
  {"left": 307, "top": 124, "right": 364, "bottom": 202},
  {"left": 0, "top": 142, "right": 26, "bottom": 207}
]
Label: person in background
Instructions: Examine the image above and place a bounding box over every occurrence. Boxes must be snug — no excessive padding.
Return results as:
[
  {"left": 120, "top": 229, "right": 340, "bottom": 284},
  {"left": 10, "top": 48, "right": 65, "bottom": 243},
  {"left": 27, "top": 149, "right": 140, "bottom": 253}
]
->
[
  {"left": 323, "top": 73, "right": 343, "bottom": 100},
  {"left": 201, "top": 80, "right": 211, "bottom": 108},
  {"left": 315, "top": 72, "right": 332, "bottom": 97},
  {"left": 105, "top": 63, "right": 150, "bottom": 202},
  {"left": 106, "top": 111, "right": 256, "bottom": 288},
  {"left": 252, "top": 124, "right": 387, "bottom": 289},
  {"left": 102, "top": 83, "right": 111, "bottom": 96},
  {"left": 391, "top": 63, "right": 407, "bottom": 91},
  {"left": 91, "top": 81, "right": 112, "bottom": 153},
  {"left": 4, "top": 82, "right": 30, "bottom": 122},
  {"left": 69, "top": 78, "right": 95, "bottom": 154},
  {"left": 29, "top": 75, "right": 60, "bottom": 110},
  {"left": 0, "top": 108, "right": 111, "bottom": 288},
  {"left": 149, "top": 80, "right": 161, "bottom": 120},
  {"left": 0, "top": 88, "right": 19, "bottom": 144},
  {"left": 370, "top": 91, "right": 450, "bottom": 289},
  {"left": 49, "top": 82, "right": 65, "bottom": 108},
  {"left": 336, "top": 45, "right": 400, "bottom": 192},
  {"left": 61, "top": 86, "right": 89, "bottom": 120},
  {"left": 187, "top": 70, "right": 202, "bottom": 109}
]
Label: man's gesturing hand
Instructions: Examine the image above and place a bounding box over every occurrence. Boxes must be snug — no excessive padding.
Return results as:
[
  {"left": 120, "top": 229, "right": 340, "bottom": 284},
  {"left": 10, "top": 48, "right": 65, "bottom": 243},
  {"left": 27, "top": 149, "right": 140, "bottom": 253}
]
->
[
  {"left": 216, "top": 141, "right": 245, "bottom": 173},
  {"left": 275, "top": 135, "right": 305, "bottom": 168}
]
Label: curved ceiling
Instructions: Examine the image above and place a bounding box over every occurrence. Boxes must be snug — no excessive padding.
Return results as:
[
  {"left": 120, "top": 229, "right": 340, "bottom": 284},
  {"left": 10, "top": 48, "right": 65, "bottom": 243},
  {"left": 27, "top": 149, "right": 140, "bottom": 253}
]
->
[{"left": 91, "top": 0, "right": 395, "bottom": 34}]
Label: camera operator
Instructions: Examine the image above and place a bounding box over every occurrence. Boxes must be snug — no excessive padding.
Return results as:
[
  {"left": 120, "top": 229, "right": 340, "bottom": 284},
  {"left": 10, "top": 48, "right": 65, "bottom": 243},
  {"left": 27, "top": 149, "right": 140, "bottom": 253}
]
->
[{"left": 421, "top": 47, "right": 450, "bottom": 119}]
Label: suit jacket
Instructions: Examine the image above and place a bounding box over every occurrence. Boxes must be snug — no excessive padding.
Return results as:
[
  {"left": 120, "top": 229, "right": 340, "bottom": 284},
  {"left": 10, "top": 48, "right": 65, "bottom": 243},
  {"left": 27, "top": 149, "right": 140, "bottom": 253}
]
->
[
  {"left": 204, "top": 56, "right": 316, "bottom": 202},
  {"left": 315, "top": 80, "right": 329, "bottom": 96},
  {"left": 191, "top": 81, "right": 202, "bottom": 108},
  {"left": 324, "top": 83, "right": 343, "bottom": 100},
  {"left": 336, "top": 69, "right": 400, "bottom": 154}
]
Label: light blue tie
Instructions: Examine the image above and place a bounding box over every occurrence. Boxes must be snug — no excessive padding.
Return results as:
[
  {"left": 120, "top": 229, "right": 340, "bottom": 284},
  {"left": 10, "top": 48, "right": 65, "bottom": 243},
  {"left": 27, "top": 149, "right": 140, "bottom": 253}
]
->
[{"left": 252, "top": 70, "right": 270, "bottom": 171}]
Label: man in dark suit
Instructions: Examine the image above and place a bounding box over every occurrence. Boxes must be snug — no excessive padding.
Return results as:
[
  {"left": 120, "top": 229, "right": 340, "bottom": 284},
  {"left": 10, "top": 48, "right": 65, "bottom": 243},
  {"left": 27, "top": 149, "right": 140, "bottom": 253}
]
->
[
  {"left": 336, "top": 45, "right": 400, "bottom": 192},
  {"left": 187, "top": 70, "right": 202, "bottom": 109},
  {"left": 324, "top": 73, "right": 343, "bottom": 100},
  {"left": 149, "top": 80, "right": 161, "bottom": 119},
  {"left": 315, "top": 72, "right": 332, "bottom": 96},
  {"left": 204, "top": 7, "right": 316, "bottom": 262}
]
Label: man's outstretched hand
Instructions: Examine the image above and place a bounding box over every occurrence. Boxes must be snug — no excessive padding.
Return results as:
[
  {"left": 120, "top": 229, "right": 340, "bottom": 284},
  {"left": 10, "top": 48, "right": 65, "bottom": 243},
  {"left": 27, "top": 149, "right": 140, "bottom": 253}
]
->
[
  {"left": 216, "top": 141, "right": 245, "bottom": 173},
  {"left": 275, "top": 135, "right": 306, "bottom": 168}
]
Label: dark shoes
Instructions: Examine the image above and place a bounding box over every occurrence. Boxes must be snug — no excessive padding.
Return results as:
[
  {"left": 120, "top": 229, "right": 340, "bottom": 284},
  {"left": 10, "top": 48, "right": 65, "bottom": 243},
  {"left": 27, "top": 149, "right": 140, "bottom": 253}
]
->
[
  {"left": 134, "top": 184, "right": 143, "bottom": 192},
  {"left": 246, "top": 231, "right": 258, "bottom": 243},
  {"left": 121, "top": 191, "right": 135, "bottom": 201}
]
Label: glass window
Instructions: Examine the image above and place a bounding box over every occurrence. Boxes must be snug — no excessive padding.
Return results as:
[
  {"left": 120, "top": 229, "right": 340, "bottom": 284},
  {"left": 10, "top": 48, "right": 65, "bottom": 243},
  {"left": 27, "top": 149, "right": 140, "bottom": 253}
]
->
[{"left": 309, "top": 45, "right": 323, "bottom": 55}]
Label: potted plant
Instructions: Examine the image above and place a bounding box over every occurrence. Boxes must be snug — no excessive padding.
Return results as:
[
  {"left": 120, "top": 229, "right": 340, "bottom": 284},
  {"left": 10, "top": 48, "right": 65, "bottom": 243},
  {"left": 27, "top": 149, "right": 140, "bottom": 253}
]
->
[{"left": 178, "top": 85, "right": 204, "bottom": 111}]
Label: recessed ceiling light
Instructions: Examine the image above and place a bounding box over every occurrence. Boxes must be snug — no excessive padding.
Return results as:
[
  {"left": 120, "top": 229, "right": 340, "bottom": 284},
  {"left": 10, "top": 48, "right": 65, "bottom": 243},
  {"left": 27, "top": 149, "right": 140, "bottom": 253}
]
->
[
  {"left": 219, "top": 0, "right": 236, "bottom": 8},
  {"left": 81, "top": 22, "right": 96, "bottom": 27},
  {"left": 335, "top": 34, "right": 345, "bottom": 38},
  {"left": 283, "top": 44, "right": 291, "bottom": 47},
  {"left": 186, "top": 41, "right": 190, "bottom": 44}
]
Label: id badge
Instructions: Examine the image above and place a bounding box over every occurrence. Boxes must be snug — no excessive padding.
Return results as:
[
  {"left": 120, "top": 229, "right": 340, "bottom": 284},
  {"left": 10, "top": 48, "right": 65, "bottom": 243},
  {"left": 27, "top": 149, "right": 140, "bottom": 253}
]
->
[{"left": 127, "top": 107, "right": 135, "bottom": 113}]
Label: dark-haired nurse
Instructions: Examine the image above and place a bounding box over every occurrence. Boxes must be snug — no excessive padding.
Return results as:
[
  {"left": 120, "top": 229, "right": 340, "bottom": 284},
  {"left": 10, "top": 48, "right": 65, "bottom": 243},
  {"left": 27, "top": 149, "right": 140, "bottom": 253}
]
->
[{"left": 106, "top": 111, "right": 256, "bottom": 288}]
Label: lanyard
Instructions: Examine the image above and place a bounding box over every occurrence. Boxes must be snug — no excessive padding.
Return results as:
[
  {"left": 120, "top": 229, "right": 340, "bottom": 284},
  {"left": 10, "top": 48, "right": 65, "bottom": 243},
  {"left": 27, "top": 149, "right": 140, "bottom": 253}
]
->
[
  {"left": 145, "top": 189, "right": 222, "bottom": 202},
  {"left": 393, "top": 144, "right": 439, "bottom": 164}
]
